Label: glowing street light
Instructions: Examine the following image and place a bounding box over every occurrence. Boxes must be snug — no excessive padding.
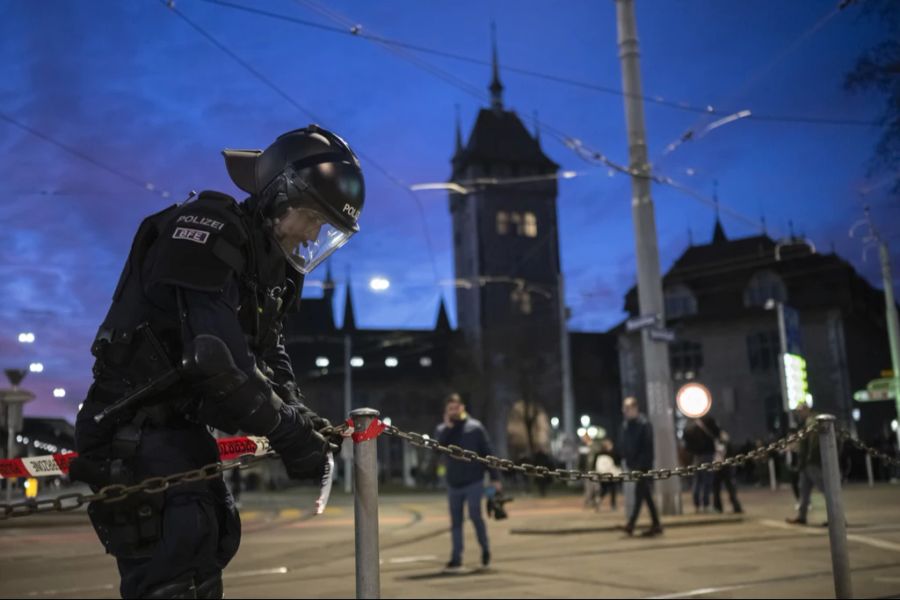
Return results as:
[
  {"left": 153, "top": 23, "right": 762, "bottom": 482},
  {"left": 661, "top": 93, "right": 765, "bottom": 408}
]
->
[
  {"left": 29, "top": 362, "right": 44, "bottom": 373},
  {"left": 550, "top": 417, "right": 560, "bottom": 429},
  {"left": 384, "top": 357, "right": 399, "bottom": 368},
  {"left": 350, "top": 356, "right": 364, "bottom": 368},
  {"left": 315, "top": 357, "right": 330, "bottom": 368},
  {"left": 53, "top": 388, "right": 66, "bottom": 398},
  {"left": 18, "top": 333, "right": 35, "bottom": 343},
  {"left": 369, "top": 277, "right": 390, "bottom": 292},
  {"left": 580, "top": 414, "right": 591, "bottom": 427}
]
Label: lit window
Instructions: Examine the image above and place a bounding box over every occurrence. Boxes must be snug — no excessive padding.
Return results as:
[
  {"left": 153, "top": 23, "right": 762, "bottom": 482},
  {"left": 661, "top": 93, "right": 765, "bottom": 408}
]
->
[
  {"left": 496, "top": 211, "right": 509, "bottom": 235},
  {"left": 315, "top": 357, "right": 330, "bottom": 368},
  {"left": 350, "top": 356, "right": 364, "bottom": 368},
  {"left": 511, "top": 288, "right": 532, "bottom": 315},
  {"left": 524, "top": 212, "right": 538, "bottom": 237},
  {"left": 385, "top": 357, "right": 399, "bottom": 368},
  {"left": 419, "top": 356, "right": 432, "bottom": 367}
]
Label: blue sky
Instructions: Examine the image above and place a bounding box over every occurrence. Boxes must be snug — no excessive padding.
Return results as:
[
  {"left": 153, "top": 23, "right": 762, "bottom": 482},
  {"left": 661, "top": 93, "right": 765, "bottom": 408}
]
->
[{"left": 0, "top": 0, "right": 894, "bottom": 419}]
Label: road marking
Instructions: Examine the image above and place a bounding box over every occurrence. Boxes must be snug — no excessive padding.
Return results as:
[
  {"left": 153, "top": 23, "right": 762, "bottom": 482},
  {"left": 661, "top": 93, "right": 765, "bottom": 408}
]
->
[
  {"left": 26, "top": 583, "right": 115, "bottom": 597},
  {"left": 388, "top": 555, "right": 437, "bottom": 564},
  {"left": 279, "top": 508, "right": 302, "bottom": 519},
  {"left": 647, "top": 584, "right": 749, "bottom": 599},
  {"left": 759, "top": 519, "right": 900, "bottom": 553},
  {"left": 224, "top": 567, "right": 289, "bottom": 579}
]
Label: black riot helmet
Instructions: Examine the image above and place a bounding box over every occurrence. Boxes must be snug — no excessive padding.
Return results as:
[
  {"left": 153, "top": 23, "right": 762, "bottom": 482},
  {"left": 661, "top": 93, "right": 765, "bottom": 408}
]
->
[{"left": 222, "top": 125, "right": 365, "bottom": 274}]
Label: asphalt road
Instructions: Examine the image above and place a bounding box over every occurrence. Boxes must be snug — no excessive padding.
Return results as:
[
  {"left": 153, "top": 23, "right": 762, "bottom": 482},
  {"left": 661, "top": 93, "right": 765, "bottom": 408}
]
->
[{"left": 2, "top": 483, "right": 900, "bottom": 598}]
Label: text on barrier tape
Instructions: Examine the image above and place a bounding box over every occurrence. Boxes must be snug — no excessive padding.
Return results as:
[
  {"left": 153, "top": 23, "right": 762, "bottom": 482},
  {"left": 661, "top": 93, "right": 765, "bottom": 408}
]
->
[
  {"left": 0, "top": 435, "right": 270, "bottom": 479},
  {"left": 345, "top": 418, "right": 387, "bottom": 444}
]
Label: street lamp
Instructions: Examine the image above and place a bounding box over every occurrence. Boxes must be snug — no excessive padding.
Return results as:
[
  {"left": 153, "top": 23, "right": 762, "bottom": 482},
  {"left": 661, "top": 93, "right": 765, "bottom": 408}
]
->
[
  {"left": 369, "top": 277, "right": 390, "bottom": 292},
  {"left": 53, "top": 388, "right": 66, "bottom": 398},
  {"left": 29, "top": 363, "right": 44, "bottom": 373},
  {"left": 580, "top": 414, "right": 591, "bottom": 427},
  {"left": 17, "top": 333, "right": 35, "bottom": 344}
]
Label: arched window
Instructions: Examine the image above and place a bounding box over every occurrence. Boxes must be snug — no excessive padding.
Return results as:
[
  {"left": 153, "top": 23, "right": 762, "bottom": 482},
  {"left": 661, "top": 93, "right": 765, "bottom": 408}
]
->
[
  {"left": 664, "top": 284, "right": 698, "bottom": 319},
  {"left": 744, "top": 270, "right": 787, "bottom": 308}
]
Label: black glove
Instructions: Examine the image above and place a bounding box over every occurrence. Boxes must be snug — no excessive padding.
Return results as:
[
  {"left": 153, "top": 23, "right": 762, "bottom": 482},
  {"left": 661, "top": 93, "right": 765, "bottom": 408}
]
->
[
  {"left": 267, "top": 404, "right": 334, "bottom": 481},
  {"left": 276, "top": 381, "right": 342, "bottom": 449}
]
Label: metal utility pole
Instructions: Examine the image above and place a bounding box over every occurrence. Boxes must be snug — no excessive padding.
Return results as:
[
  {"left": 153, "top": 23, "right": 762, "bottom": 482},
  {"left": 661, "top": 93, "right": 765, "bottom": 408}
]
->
[
  {"left": 878, "top": 239, "right": 900, "bottom": 449},
  {"left": 615, "top": 0, "right": 681, "bottom": 514},
  {"left": 857, "top": 207, "right": 900, "bottom": 449},
  {"left": 558, "top": 274, "right": 576, "bottom": 449}
]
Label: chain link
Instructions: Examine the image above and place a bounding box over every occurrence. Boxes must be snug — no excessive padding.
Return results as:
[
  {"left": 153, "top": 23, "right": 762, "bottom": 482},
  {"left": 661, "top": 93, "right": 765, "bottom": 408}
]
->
[
  {"left": 0, "top": 424, "right": 345, "bottom": 521},
  {"left": 384, "top": 421, "right": 826, "bottom": 485},
  {"left": 4, "top": 420, "right": 899, "bottom": 521}
]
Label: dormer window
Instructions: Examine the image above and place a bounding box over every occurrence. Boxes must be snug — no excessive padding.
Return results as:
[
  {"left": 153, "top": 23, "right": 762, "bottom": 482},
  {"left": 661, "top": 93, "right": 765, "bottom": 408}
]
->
[
  {"left": 744, "top": 270, "right": 787, "bottom": 308},
  {"left": 664, "top": 284, "right": 698, "bottom": 319}
]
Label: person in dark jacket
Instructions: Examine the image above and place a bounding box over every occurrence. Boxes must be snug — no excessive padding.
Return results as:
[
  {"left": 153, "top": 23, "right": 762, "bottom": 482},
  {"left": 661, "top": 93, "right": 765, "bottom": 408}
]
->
[
  {"left": 683, "top": 415, "right": 720, "bottom": 512},
  {"left": 435, "top": 393, "right": 501, "bottom": 571},
  {"left": 786, "top": 403, "right": 826, "bottom": 525},
  {"left": 619, "top": 397, "right": 662, "bottom": 537}
]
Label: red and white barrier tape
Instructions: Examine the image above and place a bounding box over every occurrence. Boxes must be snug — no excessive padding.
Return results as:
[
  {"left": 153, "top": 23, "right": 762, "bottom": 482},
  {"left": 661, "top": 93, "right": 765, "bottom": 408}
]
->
[{"left": 0, "top": 436, "right": 270, "bottom": 479}]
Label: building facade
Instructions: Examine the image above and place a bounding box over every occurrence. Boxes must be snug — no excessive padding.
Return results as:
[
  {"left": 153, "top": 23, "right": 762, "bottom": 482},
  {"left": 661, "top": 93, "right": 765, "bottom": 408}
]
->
[{"left": 617, "top": 220, "right": 896, "bottom": 445}]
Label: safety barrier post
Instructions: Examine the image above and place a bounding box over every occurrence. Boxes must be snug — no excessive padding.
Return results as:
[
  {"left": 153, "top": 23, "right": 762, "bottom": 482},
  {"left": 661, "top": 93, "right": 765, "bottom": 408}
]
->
[
  {"left": 817, "top": 414, "right": 853, "bottom": 599},
  {"left": 351, "top": 408, "right": 381, "bottom": 599},
  {"left": 865, "top": 453, "right": 874, "bottom": 488}
]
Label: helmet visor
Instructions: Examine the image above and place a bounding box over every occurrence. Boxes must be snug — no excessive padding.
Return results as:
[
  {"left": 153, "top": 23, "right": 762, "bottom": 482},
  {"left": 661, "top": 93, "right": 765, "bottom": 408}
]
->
[{"left": 279, "top": 208, "right": 353, "bottom": 274}]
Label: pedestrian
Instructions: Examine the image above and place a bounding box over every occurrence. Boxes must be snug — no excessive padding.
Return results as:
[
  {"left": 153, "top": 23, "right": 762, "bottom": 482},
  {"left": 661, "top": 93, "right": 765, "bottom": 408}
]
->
[
  {"left": 786, "top": 403, "right": 827, "bottom": 525},
  {"left": 435, "top": 393, "right": 502, "bottom": 571},
  {"left": 683, "top": 415, "right": 719, "bottom": 512},
  {"left": 711, "top": 430, "right": 743, "bottom": 514},
  {"left": 594, "top": 438, "right": 621, "bottom": 511},
  {"left": 619, "top": 397, "right": 662, "bottom": 537},
  {"left": 72, "top": 125, "right": 364, "bottom": 599}
]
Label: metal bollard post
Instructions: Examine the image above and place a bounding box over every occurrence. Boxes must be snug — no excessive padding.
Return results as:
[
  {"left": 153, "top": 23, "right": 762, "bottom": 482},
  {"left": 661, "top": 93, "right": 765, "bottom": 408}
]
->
[
  {"left": 351, "top": 408, "right": 381, "bottom": 600},
  {"left": 817, "top": 415, "right": 853, "bottom": 599},
  {"left": 865, "top": 453, "right": 874, "bottom": 488},
  {"left": 768, "top": 457, "right": 777, "bottom": 491}
]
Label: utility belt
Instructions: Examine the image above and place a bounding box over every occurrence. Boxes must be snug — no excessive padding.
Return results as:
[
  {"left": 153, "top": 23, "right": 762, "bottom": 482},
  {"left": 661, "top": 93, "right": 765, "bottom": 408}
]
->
[
  {"left": 72, "top": 410, "right": 165, "bottom": 559},
  {"left": 77, "top": 323, "right": 196, "bottom": 558}
]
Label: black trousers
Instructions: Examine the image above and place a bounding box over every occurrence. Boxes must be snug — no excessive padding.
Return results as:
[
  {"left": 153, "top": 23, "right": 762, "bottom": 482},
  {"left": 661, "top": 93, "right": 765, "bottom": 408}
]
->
[
  {"left": 627, "top": 479, "right": 660, "bottom": 528},
  {"left": 712, "top": 469, "right": 742, "bottom": 513},
  {"left": 116, "top": 489, "right": 240, "bottom": 599}
]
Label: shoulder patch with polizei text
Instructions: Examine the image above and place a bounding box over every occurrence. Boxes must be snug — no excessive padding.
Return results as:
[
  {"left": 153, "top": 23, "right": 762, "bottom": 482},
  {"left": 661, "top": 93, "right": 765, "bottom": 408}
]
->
[{"left": 172, "top": 227, "right": 209, "bottom": 244}]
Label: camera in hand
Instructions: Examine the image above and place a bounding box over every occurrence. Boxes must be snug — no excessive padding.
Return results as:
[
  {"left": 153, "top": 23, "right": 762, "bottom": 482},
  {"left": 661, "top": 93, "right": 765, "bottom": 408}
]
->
[{"left": 485, "top": 489, "right": 513, "bottom": 521}]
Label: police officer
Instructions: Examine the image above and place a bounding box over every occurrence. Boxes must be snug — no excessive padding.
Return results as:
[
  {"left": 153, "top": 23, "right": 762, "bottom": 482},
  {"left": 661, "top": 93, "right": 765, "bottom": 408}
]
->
[{"left": 72, "top": 125, "right": 365, "bottom": 599}]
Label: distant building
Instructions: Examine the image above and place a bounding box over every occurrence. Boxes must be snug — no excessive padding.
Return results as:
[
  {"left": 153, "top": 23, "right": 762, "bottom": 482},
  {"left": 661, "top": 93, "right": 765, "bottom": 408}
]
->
[{"left": 617, "top": 218, "right": 896, "bottom": 444}]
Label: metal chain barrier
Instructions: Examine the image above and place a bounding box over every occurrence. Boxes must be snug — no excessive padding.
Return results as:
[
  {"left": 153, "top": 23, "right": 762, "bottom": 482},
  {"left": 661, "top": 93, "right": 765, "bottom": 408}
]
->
[
  {"left": 839, "top": 430, "right": 900, "bottom": 468},
  {"left": 0, "top": 424, "right": 346, "bottom": 521},
  {"left": 383, "top": 421, "right": 820, "bottom": 485},
  {"left": 3, "top": 419, "right": 899, "bottom": 521}
]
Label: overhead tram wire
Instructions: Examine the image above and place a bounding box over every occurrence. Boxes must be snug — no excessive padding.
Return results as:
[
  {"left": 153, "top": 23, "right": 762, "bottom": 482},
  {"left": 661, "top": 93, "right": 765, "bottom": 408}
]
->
[
  {"left": 0, "top": 111, "right": 174, "bottom": 200},
  {"left": 161, "top": 0, "right": 443, "bottom": 286},
  {"left": 272, "top": 0, "right": 778, "bottom": 240},
  {"left": 199, "top": 0, "right": 880, "bottom": 128}
]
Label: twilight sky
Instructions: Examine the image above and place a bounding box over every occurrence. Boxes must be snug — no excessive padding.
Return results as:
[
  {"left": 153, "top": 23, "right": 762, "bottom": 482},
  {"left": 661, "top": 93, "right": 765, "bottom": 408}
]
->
[{"left": 0, "top": 0, "right": 895, "bottom": 420}]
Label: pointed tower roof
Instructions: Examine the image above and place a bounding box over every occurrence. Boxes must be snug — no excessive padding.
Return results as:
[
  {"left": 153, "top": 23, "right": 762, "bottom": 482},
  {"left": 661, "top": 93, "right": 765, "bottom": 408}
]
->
[
  {"left": 454, "top": 104, "right": 464, "bottom": 157},
  {"left": 342, "top": 278, "right": 356, "bottom": 331},
  {"left": 711, "top": 181, "right": 727, "bottom": 243},
  {"left": 435, "top": 296, "right": 451, "bottom": 331},
  {"left": 489, "top": 22, "right": 504, "bottom": 111}
]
